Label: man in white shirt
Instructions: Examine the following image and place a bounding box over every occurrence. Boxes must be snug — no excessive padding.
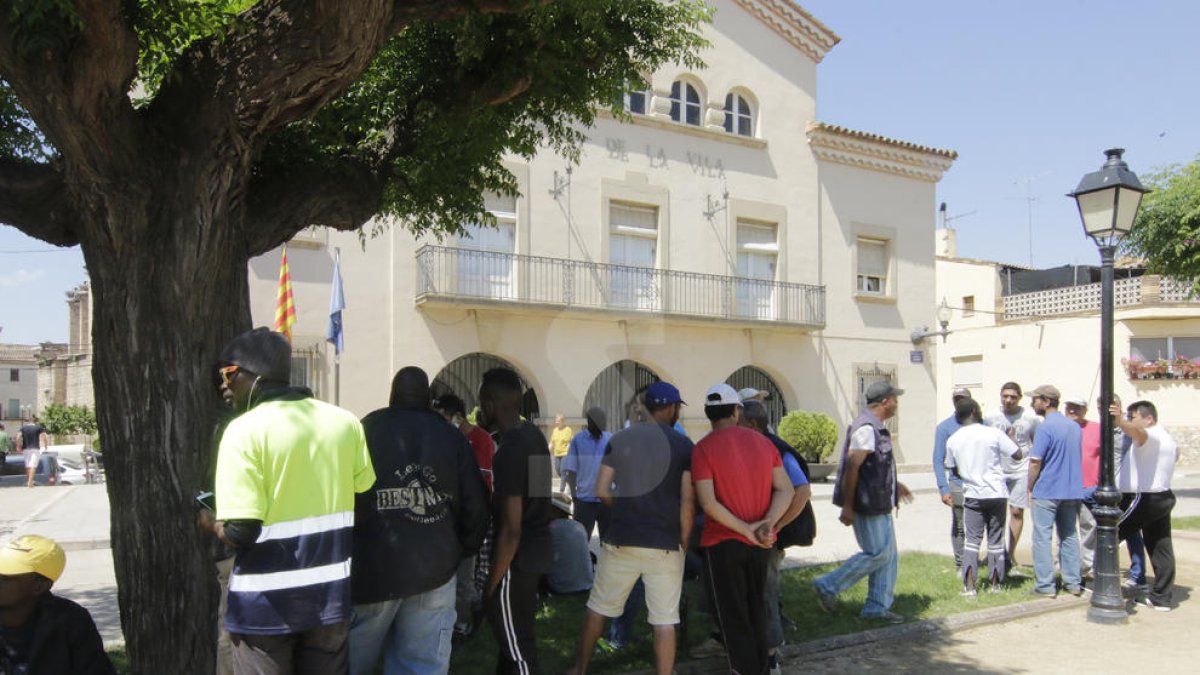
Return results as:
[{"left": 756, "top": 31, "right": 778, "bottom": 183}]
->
[
  {"left": 983, "top": 382, "right": 1041, "bottom": 570},
  {"left": 946, "top": 398, "right": 1020, "bottom": 596},
  {"left": 1111, "top": 399, "right": 1178, "bottom": 612}
]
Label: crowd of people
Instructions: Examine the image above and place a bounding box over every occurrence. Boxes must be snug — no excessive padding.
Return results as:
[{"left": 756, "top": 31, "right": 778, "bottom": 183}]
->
[
  {"left": 5, "top": 325, "right": 1180, "bottom": 675},
  {"left": 194, "top": 327, "right": 843, "bottom": 675},
  {"left": 932, "top": 382, "right": 1179, "bottom": 608}
]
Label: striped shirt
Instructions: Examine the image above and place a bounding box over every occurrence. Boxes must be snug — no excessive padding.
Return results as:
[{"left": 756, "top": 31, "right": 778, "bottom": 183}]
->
[{"left": 216, "top": 394, "right": 375, "bottom": 635}]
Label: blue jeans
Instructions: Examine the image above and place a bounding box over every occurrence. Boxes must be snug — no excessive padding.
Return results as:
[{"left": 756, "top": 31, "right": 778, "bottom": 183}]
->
[
  {"left": 1127, "top": 530, "right": 1147, "bottom": 584},
  {"left": 1031, "top": 498, "right": 1082, "bottom": 594},
  {"left": 813, "top": 513, "right": 897, "bottom": 617},
  {"left": 349, "top": 576, "right": 456, "bottom": 675}
]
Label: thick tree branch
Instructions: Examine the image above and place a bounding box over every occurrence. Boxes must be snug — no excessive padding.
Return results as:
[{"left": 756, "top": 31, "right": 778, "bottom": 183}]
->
[
  {"left": 0, "top": 158, "right": 78, "bottom": 245},
  {"left": 0, "top": 0, "right": 142, "bottom": 181},
  {"left": 151, "top": 0, "right": 528, "bottom": 151},
  {"left": 244, "top": 159, "right": 387, "bottom": 256}
]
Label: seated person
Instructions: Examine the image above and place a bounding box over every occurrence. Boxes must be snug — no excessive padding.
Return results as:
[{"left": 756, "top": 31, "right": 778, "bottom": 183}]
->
[
  {"left": 545, "top": 492, "right": 594, "bottom": 595},
  {"left": 0, "top": 534, "right": 115, "bottom": 674}
]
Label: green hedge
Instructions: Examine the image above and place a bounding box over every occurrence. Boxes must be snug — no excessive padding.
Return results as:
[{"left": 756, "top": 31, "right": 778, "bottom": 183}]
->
[{"left": 777, "top": 410, "right": 839, "bottom": 463}]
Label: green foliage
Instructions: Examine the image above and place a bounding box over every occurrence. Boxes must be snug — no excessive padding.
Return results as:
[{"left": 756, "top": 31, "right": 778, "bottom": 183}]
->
[
  {"left": 130, "top": 0, "right": 258, "bottom": 100},
  {"left": 778, "top": 410, "right": 839, "bottom": 463},
  {"left": 38, "top": 404, "right": 98, "bottom": 437},
  {"left": 259, "top": 0, "right": 711, "bottom": 240},
  {"left": 1124, "top": 156, "right": 1200, "bottom": 292}
]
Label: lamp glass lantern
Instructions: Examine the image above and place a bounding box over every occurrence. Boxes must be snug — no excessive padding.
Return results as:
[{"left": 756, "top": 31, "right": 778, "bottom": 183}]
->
[
  {"left": 936, "top": 297, "right": 951, "bottom": 330},
  {"left": 1067, "top": 148, "right": 1148, "bottom": 248}
]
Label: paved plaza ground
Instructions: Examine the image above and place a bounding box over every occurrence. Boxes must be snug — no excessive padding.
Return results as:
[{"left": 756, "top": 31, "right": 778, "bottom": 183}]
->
[{"left": 3, "top": 469, "right": 1199, "bottom": 672}]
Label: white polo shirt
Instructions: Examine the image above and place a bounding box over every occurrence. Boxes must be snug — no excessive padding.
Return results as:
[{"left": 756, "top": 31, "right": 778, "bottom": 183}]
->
[{"left": 1118, "top": 426, "right": 1177, "bottom": 494}]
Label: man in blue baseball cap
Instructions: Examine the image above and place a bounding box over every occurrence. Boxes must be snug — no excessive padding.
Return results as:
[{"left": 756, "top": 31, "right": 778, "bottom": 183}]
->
[{"left": 571, "top": 381, "right": 694, "bottom": 675}]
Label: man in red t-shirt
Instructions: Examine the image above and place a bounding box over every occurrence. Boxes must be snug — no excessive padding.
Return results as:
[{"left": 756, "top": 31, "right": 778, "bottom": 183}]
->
[
  {"left": 692, "top": 383, "right": 793, "bottom": 675},
  {"left": 1064, "top": 396, "right": 1100, "bottom": 577},
  {"left": 434, "top": 394, "right": 495, "bottom": 493}
]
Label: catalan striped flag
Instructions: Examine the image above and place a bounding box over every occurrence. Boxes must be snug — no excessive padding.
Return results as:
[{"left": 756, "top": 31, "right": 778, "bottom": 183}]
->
[{"left": 274, "top": 245, "right": 296, "bottom": 342}]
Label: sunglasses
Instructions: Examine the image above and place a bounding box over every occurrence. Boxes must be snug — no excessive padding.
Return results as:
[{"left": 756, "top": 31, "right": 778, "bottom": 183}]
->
[{"left": 219, "top": 365, "right": 241, "bottom": 386}]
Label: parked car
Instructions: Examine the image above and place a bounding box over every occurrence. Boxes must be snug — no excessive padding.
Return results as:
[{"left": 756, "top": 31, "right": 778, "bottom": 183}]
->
[{"left": 1, "top": 453, "right": 61, "bottom": 487}]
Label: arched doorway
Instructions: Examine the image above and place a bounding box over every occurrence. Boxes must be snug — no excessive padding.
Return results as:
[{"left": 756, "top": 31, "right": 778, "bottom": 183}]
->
[
  {"left": 583, "top": 360, "right": 661, "bottom": 432},
  {"left": 430, "top": 352, "right": 540, "bottom": 420},
  {"left": 725, "top": 365, "right": 786, "bottom": 429}
]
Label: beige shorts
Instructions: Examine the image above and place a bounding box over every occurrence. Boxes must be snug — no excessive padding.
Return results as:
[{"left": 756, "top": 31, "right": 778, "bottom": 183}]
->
[{"left": 586, "top": 543, "right": 685, "bottom": 625}]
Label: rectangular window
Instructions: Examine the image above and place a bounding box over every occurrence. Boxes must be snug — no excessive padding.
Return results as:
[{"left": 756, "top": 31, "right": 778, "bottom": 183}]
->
[
  {"left": 856, "top": 238, "right": 888, "bottom": 295},
  {"left": 6, "top": 399, "right": 19, "bottom": 420},
  {"left": 608, "top": 203, "right": 659, "bottom": 310},
  {"left": 289, "top": 357, "right": 309, "bottom": 389},
  {"left": 855, "top": 364, "right": 898, "bottom": 435},
  {"left": 457, "top": 191, "right": 518, "bottom": 299},
  {"left": 8, "top": 369, "right": 17, "bottom": 382},
  {"left": 624, "top": 89, "right": 647, "bottom": 115},
  {"left": 962, "top": 296, "right": 975, "bottom": 317},
  {"left": 735, "top": 220, "right": 778, "bottom": 319},
  {"left": 1130, "top": 338, "right": 1170, "bottom": 362},
  {"left": 952, "top": 355, "right": 983, "bottom": 389}
]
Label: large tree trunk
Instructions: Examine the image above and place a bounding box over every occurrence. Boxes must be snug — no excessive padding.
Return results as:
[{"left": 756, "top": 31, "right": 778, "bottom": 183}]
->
[{"left": 82, "top": 180, "right": 253, "bottom": 674}]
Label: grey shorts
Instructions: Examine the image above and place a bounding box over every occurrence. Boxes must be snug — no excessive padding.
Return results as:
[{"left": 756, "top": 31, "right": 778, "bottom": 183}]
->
[{"left": 1005, "top": 475, "right": 1028, "bottom": 510}]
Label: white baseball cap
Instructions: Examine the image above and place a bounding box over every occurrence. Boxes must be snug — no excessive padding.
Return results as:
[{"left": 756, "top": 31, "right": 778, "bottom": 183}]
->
[
  {"left": 705, "top": 383, "right": 743, "bottom": 407},
  {"left": 738, "top": 387, "right": 769, "bottom": 401}
]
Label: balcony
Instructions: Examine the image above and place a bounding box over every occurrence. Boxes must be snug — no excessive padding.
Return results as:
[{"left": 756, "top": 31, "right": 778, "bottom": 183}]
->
[
  {"left": 1002, "top": 275, "right": 1199, "bottom": 321},
  {"left": 415, "top": 245, "right": 825, "bottom": 328}
]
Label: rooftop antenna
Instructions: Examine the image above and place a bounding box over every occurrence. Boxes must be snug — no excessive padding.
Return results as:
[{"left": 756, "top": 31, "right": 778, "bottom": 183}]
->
[
  {"left": 938, "top": 201, "right": 977, "bottom": 229},
  {"left": 1008, "top": 173, "right": 1048, "bottom": 267}
]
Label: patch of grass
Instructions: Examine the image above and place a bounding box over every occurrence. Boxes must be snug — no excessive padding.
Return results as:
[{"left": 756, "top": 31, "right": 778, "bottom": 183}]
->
[
  {"left": 449, "top": 552, "right": 1036, "bottom": 673},
  {"left": 106, "top": 553, "right": 1035, "bottom": 674},
  {"left": 1173, "top": 515, "right": 1200, "bottom": 530},
  {"left": 106, "top": 646, "right": 128, "bottom": 674}
]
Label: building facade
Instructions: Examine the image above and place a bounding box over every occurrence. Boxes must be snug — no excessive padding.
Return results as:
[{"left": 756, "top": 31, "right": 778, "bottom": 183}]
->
[
  {"left": 936, "top": 232, "right": 1200, "bottom": 464},
  {"left": 36, "top": 282, "right": 96, "bottom": 411},
  {"left": 247, "top": 0, "right": 956, "bottom": 461},
  {"left": 0, "top": 344, "right": 40, "bottom": 425}
]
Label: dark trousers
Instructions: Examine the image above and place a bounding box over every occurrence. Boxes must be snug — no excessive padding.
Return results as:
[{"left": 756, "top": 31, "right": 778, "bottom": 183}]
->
[
  {"left": 1119, "top": 491, "right": 1176, "bottom": 606},
  {"left": 705, "top": 540, "right": 770, "bottom": 675},
  {"left": 230, "top": 622, "right": 348, "bottom": 675},
  {"left": 573, "top": 500, "right": 610, "bottom": 542},
  {"left": 963, "top": 497, "right": 1007, "bottom": 588},
  {"left": 950, "top": 484, "right": 965, "bottom": 568},
  {"left": 485, "top": 567, "right": 541, "bottom": 675}
]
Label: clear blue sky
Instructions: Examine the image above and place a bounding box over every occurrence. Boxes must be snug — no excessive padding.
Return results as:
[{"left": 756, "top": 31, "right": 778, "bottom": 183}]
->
[{"left": 2, "top": 0, "right": 1198, "bottom": 344}]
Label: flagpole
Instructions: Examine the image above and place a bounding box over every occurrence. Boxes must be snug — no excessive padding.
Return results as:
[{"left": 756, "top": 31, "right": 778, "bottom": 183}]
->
[{"left": 333, "top": 247, "right": 342, "bottom": 406}]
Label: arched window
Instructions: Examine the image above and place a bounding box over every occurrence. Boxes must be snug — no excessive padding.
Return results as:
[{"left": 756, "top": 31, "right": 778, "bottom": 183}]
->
[
  {"left": 725, "top": 365, "right": 785, "bottom": 429},
  {"left": 430, "top": 352, "right": 540, "bottom": 421},
  {"left": 624, "top": 86, "right": 649, "bottom": 115},
  {"left": 583, "top": 360, "right": 661, "bottom": 432},
  {"left": 724, "top": 93, "right": 754, "bottom": 137},
  {"left": 669, "top": 80, "right": 702, "bottom": 126}
]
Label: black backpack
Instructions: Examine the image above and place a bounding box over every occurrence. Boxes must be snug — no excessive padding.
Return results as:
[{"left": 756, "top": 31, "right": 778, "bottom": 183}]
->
[{"left": 774, "top": 439, "right": 816, "bottom": 548}]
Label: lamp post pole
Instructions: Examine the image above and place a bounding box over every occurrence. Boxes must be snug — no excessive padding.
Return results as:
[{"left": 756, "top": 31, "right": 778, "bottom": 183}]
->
[
  {"left": 1068, "top": 147, "right": 1149, "bottom": 624},
  {"left": 1088, "top": 242, "right": 1126, "bottom": 624}
]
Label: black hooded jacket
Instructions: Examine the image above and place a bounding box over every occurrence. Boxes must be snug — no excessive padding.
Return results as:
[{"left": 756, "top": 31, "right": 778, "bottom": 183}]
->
[
  {"left": 351, "top": 406, "right": 489, "bottom": 603},
  {"left": 0, "top": 594, "right": 115, "bottom": 675}
]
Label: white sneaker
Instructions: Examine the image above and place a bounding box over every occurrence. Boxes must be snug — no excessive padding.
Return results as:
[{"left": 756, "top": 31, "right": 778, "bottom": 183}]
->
[{"left": 1138, "top": 597, "right": 1172, "bottom": 612}]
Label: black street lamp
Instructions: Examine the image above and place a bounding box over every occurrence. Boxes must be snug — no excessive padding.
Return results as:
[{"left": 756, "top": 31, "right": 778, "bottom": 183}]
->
[{"left": 1068, "top": 148, "right": 1148, "bottom": 624}]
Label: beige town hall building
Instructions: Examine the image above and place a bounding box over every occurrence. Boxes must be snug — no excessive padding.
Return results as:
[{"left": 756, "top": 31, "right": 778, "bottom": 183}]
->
[{"left": 248, "top": 0, "right": 957, "bottom": 461}]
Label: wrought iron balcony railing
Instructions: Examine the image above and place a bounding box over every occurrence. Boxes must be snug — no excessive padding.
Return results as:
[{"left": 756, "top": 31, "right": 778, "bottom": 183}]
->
[{"left": 415, "top": 244, "right": 825, "bottom": 327}]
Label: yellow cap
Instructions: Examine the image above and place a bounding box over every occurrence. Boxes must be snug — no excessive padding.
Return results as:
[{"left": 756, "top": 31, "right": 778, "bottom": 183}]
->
[{"left": 0, "top": 535, "right": 66, "bottom": 582}]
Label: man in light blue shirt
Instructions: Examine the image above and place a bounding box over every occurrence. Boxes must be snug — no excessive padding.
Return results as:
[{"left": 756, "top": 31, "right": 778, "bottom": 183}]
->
[
  {"left": 933, "top": 388, "right": 971, "bottom": 571},
  {"left": 1026, "top": 385, "right": 1084, "bottom": 597},
  {"left": 563, "top": 407, "right": 613, "bottom": 541}
]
